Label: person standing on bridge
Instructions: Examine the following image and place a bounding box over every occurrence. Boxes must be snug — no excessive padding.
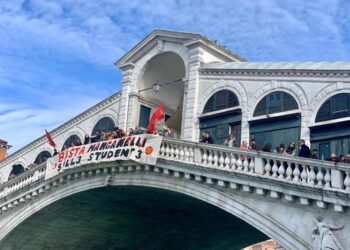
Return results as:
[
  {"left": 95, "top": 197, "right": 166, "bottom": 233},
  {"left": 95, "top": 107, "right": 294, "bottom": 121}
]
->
[
  {"left": 250, "top": 139, "right": 259, "bottom": 151},
  {"left": 200, "top": 131, "right": 213, "bottom": 144},
  {"left": 298, "top": 139, "right": 311, "bottom": 158}
]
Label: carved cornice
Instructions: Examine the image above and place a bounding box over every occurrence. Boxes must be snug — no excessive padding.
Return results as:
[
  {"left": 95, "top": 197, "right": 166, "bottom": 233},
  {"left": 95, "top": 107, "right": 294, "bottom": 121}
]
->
[
  {"left": 0, "top": 92, "right": 121, "bottom": 167},
  {"left": 199, "top": 69, "right": 350, "bottom": 78}
]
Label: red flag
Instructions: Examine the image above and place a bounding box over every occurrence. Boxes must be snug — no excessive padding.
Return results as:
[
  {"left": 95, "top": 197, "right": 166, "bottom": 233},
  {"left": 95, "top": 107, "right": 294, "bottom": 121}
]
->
[
  {"left": 148, "top": 103, "right": 165, "bottom": 133},
  {"left": 45, "top": 129, "right": 56, "bottom": 148}
]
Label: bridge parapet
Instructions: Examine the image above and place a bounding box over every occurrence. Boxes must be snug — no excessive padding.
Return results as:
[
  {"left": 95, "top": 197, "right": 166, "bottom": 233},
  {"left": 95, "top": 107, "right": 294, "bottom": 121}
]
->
[
  {"left": 1, "top": 138, "right": 350, "bottom": 212},
  {"left": 159, "top": 138, "right": 350, "bottom": 211}
]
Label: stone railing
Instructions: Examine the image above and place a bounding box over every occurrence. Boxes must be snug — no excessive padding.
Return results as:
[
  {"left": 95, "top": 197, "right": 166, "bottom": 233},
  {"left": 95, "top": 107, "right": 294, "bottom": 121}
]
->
[
  {"left": 0, "top": 163, "right": 46, "bottom": 201},
  {"left": 1, "top": 137, "right": 350, "bottom": 203},
  {"left": 159, "top": 138, "right": 350, "bottom": 192}
]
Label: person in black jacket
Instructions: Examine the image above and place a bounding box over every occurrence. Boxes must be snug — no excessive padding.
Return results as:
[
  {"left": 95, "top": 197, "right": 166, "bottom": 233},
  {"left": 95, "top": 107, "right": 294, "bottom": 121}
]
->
[
  {"left": 200, "top": 131, "right": 213, "bottom": 144},
  {"left": 298, "top": 139, "right": 311, "bottom": 158}
]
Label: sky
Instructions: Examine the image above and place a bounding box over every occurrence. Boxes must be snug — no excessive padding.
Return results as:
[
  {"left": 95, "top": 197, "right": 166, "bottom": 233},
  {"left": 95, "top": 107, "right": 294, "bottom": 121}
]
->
[{"left": 1, "top": 0, "right": 350, "bottom": 154}]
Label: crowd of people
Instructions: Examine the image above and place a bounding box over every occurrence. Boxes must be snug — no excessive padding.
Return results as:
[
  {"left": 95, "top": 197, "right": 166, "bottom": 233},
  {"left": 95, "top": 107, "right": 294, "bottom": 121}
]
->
[
  {"left": 8, "top": 126, "right": 172, "bottom": 180},
  {"left": 199, "top": 131, "right": 348, "bottom": 163}
]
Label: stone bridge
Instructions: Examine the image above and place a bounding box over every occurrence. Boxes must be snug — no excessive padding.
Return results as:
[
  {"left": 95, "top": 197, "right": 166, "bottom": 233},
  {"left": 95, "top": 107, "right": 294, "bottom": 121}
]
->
[{"left": 0, "top": 138, "right": 349, "bottom": 250}]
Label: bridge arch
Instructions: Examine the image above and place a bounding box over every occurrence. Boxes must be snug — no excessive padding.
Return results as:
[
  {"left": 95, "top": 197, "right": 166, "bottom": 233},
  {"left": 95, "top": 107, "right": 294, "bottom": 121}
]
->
[
  {"left": 135, "top": 51, "right": 187, "bottom": 136},
  {"left": 0, "top": 166, "right": 306, "bottom": 250}
]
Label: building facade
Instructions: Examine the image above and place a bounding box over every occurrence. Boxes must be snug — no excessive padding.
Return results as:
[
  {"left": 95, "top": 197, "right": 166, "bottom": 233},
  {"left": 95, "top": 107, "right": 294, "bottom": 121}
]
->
[{"left": 1, "top": 29, "right": 350, "bottom": 182}]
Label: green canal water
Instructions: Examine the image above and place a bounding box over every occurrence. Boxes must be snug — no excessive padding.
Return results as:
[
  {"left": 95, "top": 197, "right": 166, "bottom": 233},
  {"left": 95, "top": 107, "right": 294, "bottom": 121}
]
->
[{"left": 0, "top": 186, "right": 267, "bottom": 250}]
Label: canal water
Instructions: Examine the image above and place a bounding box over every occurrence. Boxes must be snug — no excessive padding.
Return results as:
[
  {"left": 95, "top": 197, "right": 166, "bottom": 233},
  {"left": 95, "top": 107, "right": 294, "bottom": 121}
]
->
[{"left": 0, "top": 186, "right": 267, "bottom": 250}]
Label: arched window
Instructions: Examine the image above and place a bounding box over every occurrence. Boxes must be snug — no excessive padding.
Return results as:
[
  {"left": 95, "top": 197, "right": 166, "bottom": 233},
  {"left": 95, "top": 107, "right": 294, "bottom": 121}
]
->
[
  {"left": 203, "top": 90, "right": 239, "bottom": 113},
  {"left": 9, "top": 164, "right": 25, "bottom": 179},
  {"left": 253, "top": 91, "right": 298, "bottom": 117},
  {"left": 34, "top": 151, "right": 52, "bottom": 164},
  {"left": 92, "top": 117, "right": 115, "bottom": 135},
  {"left": 62, "top": 134, "right": 81, "bottom": 150},
  {"left": 316, "top": 93, "right": 350, "bottom": 122}
]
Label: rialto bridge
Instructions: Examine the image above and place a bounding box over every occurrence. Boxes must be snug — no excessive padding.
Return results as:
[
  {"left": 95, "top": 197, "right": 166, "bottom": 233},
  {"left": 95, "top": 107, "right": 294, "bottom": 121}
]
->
[
  {"left": 0, "top": 138, "right": 350, "bottom": 249},
  {"left": 1, "top": 29, "right": 350, "bottom": 249}
]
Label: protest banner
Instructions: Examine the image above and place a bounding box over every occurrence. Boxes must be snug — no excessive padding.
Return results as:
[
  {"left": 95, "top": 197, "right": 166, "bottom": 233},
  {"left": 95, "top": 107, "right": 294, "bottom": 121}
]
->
[{"left": 45, "top": 134, "right": 162, "bottom": 180}]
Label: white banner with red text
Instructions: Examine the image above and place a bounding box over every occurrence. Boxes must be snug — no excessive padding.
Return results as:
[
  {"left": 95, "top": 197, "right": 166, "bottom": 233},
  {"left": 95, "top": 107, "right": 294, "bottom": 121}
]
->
[{"left": 45, "top": 134, "right": 162, "bottom": 180}]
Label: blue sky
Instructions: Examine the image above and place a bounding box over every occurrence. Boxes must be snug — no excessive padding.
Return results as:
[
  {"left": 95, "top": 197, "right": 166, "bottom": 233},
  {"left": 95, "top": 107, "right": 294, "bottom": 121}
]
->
[{"left": 1, "top": 0, "right": 350, "bottom": 154}]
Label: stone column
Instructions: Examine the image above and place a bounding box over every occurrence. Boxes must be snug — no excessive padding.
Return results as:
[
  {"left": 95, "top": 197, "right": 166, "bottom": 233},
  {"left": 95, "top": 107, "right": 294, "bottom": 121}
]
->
[
  {"left": 181, "top": 46, "right": 203, "bottom": 141},
  {"left": 117, "top": 64, "right": 134, "bottom": 130}
]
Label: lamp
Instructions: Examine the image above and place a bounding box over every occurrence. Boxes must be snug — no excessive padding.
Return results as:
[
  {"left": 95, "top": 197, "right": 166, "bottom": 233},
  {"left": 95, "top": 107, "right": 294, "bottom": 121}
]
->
[
  {"left": 138, "top": 78, "right": 185, "bottom": 94},
  {"left": 152, "top": 82, "right": 161, "bottom": 93}
]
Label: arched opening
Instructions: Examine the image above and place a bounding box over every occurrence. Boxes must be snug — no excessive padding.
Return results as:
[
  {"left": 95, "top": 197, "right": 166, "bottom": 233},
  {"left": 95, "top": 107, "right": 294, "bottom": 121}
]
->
[
  {"left": 310, "top": 93, "right": 350, "bottom": 160},
  {"left": 34, "top": 151, "right": 52, "bottom": 165},
  {"left": 137, "top": 52, "right": 186, "bottom": 137},
  {"left": 0, "top": 187, "right": 267, "bottom": 249},
  {"left": 250, "top": 91, "right": 300, "bottom": 152},
  {"left": 62, "top": 134, "right": 81, "bottom": 150},
  {"left": 199, "top": 90, "right": 241, "bottom": 145},
  {"left": 8, "top": 164, "right": 25, "bottom": 180},
  {"left": 92, "top": 117, "right": 116, "bottom": 135}
]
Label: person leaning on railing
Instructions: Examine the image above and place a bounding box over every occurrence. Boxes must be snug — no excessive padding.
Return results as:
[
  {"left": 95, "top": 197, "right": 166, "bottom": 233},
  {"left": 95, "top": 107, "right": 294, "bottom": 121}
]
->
[
  {"left": 223, "top": 134, "right": 235, "bottom": 147},
  {"left": 283, "top": 142, "right": 296, "bottom": 156},
  {"left": 298, "top": 139, "right": 311, "bottom": 158}
]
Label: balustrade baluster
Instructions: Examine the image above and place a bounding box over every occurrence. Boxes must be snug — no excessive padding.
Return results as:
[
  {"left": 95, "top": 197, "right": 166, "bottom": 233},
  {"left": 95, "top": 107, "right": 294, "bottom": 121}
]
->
[
  {"left": 316, "top": 167, "right": 324, "bottom": 187},
  {"left": 184, "top": 146, "right": 189, "bottom": 161},
  {"left": 230, "top": 153, "right": 237, "bottom": 171},
  {"left": 160, "top": 143, "right": 165, "bottom": 156},
  {"left": 170, "top": 144, "right": 175, "bottom": 159},
  {"left": 213, "top": 151, "right": 219, "bottom": 168},
  {"left": 208, "top": 151, "right": 213, "bottom": 167},
  {"left": 180, "top": 146, "right": 185, "bottom": 161},
  {"left": 189, "top": 147, "right": 194, "bottom": 162},
  {"left": 165, "top": 144, "right": 170, "bottom": 157},
  {"left": 264, "top": 159, "right": 271, "bottom": 176},
  {"left": 175, "top": 146, "right": 180, "bottom": 159},
  {"left": 308, "top": 166, "right": 316, "bottom": 185},
  {"left": 324, "top": 169, "right": 331, "bottom": 187},
  {"left": 243, "top": 157, "right": 249, "bottom": 172},
  {"left": 249, "top": 157, "right": 255, "bottom": 173},
  {"left": 202, "top": 149, "right": 208, "bottom": 164},
  {"left": 236, "top": 156, "right": 243, "bottom": 171},
  {"left": 344, "top": 171, "right": 350, "bottom": 191},
  {"left": 293, "top": 164, "right": 300, "bottom": 182},
  {"left": 278, "top": 161, "right": 285, "bottom": 179},
  {"left": 219, "top": 152, "right": 225, "bottom": 168},
  {"left": 224, "top": 153, "right": 230, "bottom": 169},
  {"left": 300, "top": 165, "right": 308, "bottom": 183},
  {"left": 272, "top": 160, "right": 279, "bottom": 178},
  {"left": 286, "top": 162, "right": 292, "bottom": 180}
]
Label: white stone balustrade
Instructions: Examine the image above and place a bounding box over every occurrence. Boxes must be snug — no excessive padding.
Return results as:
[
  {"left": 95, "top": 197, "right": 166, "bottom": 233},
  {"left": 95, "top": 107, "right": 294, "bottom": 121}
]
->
[
  {"left": 0, "top": 163, "right": 46, "bottom": 199},
  {"left": 159, "top": 138, "right": 350, "bottom": 192}
]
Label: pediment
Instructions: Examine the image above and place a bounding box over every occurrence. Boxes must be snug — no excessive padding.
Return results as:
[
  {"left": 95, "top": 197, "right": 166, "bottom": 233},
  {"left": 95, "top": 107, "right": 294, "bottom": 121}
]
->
[{"left": 115, "top": 29, "right": 245, "bottom": 69}]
